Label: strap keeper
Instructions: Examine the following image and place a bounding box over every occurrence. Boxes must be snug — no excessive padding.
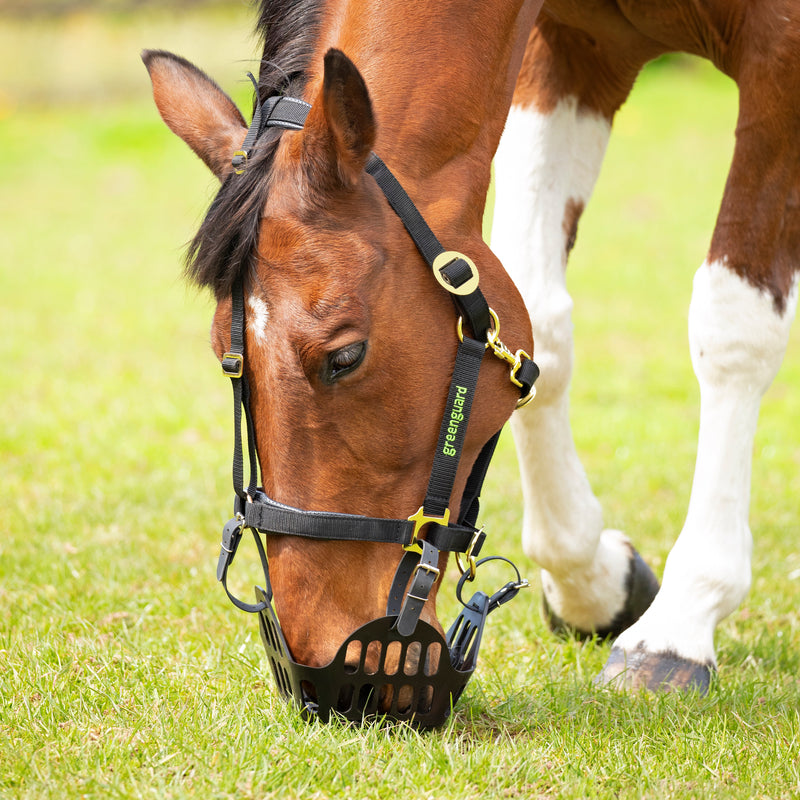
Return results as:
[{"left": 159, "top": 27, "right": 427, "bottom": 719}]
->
[
  {"left": 232, "top": 149, "right": 249, "bottom": 175},
  {"left": 216, "top": 515, "right": 244, "bottom": 581},
  {"left": 222, "top": 352, "right": 243, "bottom": 378}
]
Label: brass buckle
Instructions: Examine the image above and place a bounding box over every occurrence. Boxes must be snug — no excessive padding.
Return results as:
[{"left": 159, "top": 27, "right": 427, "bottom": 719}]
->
[
  {"left": 485, "top": 309, "right": 537, "bottom": 407},
  {"left": 232, "top": 150, "right": 248, "bottom": 175},
  {"left": 221, "top": 352, "right": 243, "bottom": 378},
  {"left": 456, "top": 307, "right": 499, "bottom": 346},
  {"left": 432, "top": 251, "right": 480, "bottom": 296},
  {"left": 457, "top": 307, "right": 536, "bottom": 408},
  {"left": 514, "top": 380, "right": 537, "bottom": 410},
  {"left": 412, "top": 561, "right": 441, "bottom": 580},
  {"left": 455, "top": 527, "right": 483, "bottom": 581},
  {"left": 405, "top": 506, "right": 450, "bottom": 555}
]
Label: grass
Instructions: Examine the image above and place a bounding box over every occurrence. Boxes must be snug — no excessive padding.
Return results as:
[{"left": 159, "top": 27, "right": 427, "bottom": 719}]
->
[{"left": 1, "top": 7, "right": 799, "bottom": 799}]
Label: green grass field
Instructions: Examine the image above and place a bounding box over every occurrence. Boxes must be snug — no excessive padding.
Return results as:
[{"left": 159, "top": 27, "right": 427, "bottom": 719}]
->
[{"left": 1, "top": 7, "right": 799, "bottom": 799}]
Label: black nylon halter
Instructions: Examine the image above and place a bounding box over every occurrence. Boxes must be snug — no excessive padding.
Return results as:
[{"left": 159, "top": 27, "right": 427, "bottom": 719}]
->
[{"left": 215, "top": 93, "right": 538, "bottom": 724}]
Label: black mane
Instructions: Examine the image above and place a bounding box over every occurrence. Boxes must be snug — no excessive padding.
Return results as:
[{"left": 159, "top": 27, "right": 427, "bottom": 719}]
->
[{"left": 185, "top": 0, "right": 323, "bottom": 296}]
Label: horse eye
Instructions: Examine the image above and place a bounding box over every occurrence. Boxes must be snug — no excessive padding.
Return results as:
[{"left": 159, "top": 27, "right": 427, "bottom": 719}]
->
[{"left": 323, "top": 341, "right": 367, "bottom": 384}]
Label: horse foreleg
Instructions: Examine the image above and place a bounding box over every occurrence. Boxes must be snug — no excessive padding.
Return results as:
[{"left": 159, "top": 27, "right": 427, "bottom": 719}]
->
[
  {"left": 493, "top": 21, "right": 660, "bottom": 639},
  {"left": 597, "top": 90, "right": 800, "bottom": 692}
]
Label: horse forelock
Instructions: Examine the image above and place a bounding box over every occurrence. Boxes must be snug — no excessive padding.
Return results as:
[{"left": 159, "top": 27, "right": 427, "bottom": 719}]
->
[{"left": 185, "top": 0, "right": 325, "bottom": 298}]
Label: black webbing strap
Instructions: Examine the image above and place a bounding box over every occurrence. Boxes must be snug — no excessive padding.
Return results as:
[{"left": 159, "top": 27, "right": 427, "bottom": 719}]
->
[
  {"left": 420, "top": 336, "right": 485, "bottom": 518},
  {"left": 232, "top": 91, "right": 313, "bottom": 172},
  {"left": 384, "top": 335, "right": 486, "bottom": 634},
  {"left": 221, "top": 278, "right": 258, "bottom": 500},
  {"left": 514, "top": 358, "right": 540, "bottom": 399},
  {"left": 244, "top": 491, "right": 414, "bottom": 544},
  {"left": 458, "top": 429, "right": 501, "bottom": 529},
  {"left": 260, "top": 96, "right": 312, "bottom": 130},
  {"left": 231, "top": 74, "right": 263, "bottom": 172},
  {"left": 365, "top": 153, "right": 492, "bottom": 341},
  {"left": 242, "top": 490, "right": 482, "bottom": 551}
]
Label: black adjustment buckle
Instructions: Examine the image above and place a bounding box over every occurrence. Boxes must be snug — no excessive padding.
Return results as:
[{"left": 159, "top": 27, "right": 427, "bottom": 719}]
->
[
  {"left": 487, "top": 577, "right": 530, "bottom": 612},
  {"left": 221, "top": 352, "right": 243, "bottom": 378},
  {"left": 217, "top": 515, "right": 245, "bottom": 581}
]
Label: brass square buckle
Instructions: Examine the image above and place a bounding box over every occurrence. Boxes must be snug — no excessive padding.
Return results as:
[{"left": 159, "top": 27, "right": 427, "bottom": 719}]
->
[
  {"left": 455, "top": 527, "right": 484, "bottom": 581},
  {"left": 432, "top": 251, "right": 480, "bottom": 296},
  {"left": 221, "top": 352, "right": 244, "bottom": 378}
]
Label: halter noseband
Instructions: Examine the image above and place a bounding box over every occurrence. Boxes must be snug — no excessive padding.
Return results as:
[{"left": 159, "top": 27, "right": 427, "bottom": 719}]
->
[{"left": 215, "top": 91, "right": 539, "bottom": 727}]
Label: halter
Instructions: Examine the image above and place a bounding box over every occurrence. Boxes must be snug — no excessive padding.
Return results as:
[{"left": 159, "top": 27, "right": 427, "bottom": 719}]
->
[{"left": 215, "top": 88, "right": 539, "bottom": 727}]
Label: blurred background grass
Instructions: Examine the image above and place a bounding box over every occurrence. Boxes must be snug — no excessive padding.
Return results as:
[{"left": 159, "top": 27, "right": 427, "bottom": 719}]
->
[{"left": 1, "top": 5, "right": 799, "bottom": 798}]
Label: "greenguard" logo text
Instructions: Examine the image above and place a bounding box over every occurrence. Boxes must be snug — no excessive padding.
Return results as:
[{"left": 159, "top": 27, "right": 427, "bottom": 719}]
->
[{"left": 442, "top": 386, "right": 468, "bottom": 457}]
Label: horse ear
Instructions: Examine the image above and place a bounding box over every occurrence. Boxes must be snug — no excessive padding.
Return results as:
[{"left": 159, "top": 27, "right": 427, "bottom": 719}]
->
[
  {"left": 142, "top": 50, "right": 247, "bottom": 180},
  {"left": 302, "top": 49, "right": 376, "bottom": 190}
]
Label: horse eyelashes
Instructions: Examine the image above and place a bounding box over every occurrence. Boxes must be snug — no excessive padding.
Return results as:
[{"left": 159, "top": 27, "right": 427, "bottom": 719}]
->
[{"left": 322, "top": 340, "right": 367, "bottom": 383}]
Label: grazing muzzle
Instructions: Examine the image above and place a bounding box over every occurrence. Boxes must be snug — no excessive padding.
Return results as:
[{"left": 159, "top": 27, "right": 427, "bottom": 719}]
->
[
  {"left": 214, "top": 91, "right": 538, "bottom": 728},
  {"left": 255, "top": 556, "right": 527, "bottom": 727}
]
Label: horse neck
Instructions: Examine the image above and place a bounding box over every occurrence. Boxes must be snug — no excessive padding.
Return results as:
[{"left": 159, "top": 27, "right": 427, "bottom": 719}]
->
[{"left": 310, "top": 0, "right": 541, "bottom": 230}]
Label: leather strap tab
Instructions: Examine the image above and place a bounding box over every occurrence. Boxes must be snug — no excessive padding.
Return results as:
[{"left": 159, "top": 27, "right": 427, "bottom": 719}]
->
[
  {"left": 388, "top": 540, "right": 441, "bottom": 636},
  {"left": 216, "top": 516, "right": 271, "bottom": 614}
]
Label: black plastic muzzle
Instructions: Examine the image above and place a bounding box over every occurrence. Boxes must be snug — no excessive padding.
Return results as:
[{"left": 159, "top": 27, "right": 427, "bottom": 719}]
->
[
  {"left": 256, "top": 588, "right": 485, "bottom": 728},
  {"left": 253, "top": 555, "right": 525, "bottom": 728}
]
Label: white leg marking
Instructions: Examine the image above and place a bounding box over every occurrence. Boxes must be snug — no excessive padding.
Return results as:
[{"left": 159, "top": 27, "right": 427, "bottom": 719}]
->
[
  {"left": 248, "top": 294, "right": 269, "bottom": 343},
  {"left": 614, "top": 261, "right": 798, "bottom": 663},
  {"left": 493, "top": 102, "right": 634, "bottom": 629}
]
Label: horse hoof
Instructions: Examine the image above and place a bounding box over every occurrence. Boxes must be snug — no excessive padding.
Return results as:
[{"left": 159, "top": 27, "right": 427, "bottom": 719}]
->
[
  {"left": 594, "top": 645, "right": 714, "bottom": 694},
  {"left": 543, "top": 546, "right": 660, "bottom": 639}
]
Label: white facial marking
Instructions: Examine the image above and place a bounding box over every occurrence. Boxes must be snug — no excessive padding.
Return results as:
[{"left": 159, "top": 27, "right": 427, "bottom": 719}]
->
[{"left": 248, "top": 294, "right": 269, "bottom": 343}]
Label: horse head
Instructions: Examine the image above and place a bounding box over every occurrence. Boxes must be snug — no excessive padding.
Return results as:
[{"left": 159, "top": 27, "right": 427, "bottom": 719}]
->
[{"left": 143, "top": 7, "right": 537, "bottom": 720}]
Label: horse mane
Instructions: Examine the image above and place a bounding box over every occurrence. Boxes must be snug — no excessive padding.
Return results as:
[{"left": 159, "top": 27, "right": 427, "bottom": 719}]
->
[{"left": 185, "top": 0, "right": 323, "bottom": 296}]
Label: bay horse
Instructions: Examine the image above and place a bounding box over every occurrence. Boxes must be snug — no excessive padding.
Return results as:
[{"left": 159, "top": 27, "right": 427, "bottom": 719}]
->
[
  {"left": 144, "top": 0, "right": 548, "bottom": 722},
  {"left": 493, "top": 1, "right": 799, "bottom": 691},
  {"left": 142, "top": 0, "right": 798, "bottom": 720}
]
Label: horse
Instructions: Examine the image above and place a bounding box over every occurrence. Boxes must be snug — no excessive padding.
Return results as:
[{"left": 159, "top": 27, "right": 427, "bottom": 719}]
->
[
  {"left": 142, "top": 0, "right": 798, "bottom": 721},
  {"left": 492, "top": 1, "right": 799, "bottom": 692},
  {"left": 144, "top": 0, "right": 551, "bottom": 723}
]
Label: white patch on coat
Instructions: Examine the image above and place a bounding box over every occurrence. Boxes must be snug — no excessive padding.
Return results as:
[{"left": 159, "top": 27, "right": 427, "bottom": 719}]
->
[
  {"left": 613, "top": 260, "right": 798, "bottom": 663},
  {"left": 493, "top": 101, "right": 633, "bottom": 629},
  {"left": 247, "top": 294, "right": 269, "bottom": 343}
]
